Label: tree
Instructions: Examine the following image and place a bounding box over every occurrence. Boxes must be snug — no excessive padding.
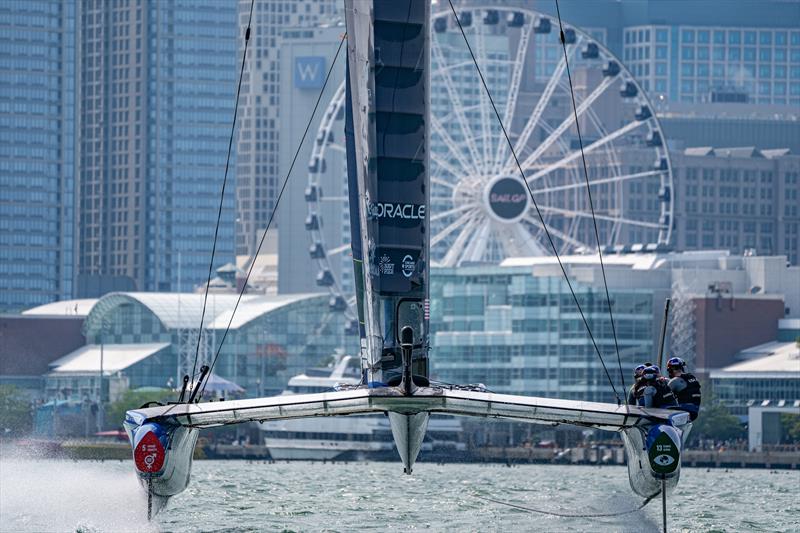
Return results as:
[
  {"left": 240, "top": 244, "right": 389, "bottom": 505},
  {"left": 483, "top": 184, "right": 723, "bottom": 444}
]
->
[
  {"left": 688, "top": 400, "right": 745, "bottom": 445},
  {"left": 0, "top": 385, "right": 33, "bottom": 437},
  {"left": 779, "top": 413, "right": 800, "bottom": 444},
  {"left": 105, "top": 388, "right": 173, "bottom": 430}
]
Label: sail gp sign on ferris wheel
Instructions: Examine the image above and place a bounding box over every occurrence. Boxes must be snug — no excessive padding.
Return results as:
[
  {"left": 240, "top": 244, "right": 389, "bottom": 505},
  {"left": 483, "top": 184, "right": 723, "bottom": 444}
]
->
[{"left": 294, "top": 57, "right": 325, "bottom": 89}]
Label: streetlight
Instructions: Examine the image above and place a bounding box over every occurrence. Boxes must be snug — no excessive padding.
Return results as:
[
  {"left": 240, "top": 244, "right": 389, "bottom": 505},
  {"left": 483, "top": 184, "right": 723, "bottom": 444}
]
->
[{"left": 97, "top": 317, "right": 109, "bottom": 433}]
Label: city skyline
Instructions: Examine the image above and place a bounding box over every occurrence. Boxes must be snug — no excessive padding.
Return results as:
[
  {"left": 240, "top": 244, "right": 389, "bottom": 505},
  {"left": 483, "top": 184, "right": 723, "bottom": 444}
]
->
[{"left": 0, "top": 0, "right": 798, "bottom": 313}]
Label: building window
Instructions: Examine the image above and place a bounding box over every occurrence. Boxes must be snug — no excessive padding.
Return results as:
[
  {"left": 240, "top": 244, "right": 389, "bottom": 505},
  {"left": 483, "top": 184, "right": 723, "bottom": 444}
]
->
[
  {"left": 656, "top": 29, "right": 668, "bottom": 43},
  {"left": 682, "top": 29, "right": 694, "bottom": 43}
]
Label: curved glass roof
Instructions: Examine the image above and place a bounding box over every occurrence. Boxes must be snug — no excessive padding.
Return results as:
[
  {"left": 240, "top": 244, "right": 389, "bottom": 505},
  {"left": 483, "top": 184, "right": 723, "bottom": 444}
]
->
[{"left": 84, "top": 292, "right": 326, "bottom": 334}]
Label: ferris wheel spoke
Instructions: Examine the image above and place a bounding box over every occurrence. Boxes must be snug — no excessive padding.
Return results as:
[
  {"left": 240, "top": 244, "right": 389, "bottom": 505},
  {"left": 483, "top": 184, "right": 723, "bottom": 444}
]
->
[
  {"left": 465, "top": 222, "right": 493, "bottom": 263},
  {"left": 536, "top": 205, "right": 666, "bottom": 229},
  {"left": 531, "top": 169, "right": 665, "bottom": 195},
  {"left": 431, "top": 203, "right": 479, "bottom": 223},
  {"left": 473, "top": 25, "right": 493, "bottom": 174},
  {"left": 524, "top": 214, "right": 586, "bottom": 250},
  {"left": 431, "top": 152, "right": 467, "bottom": 182},
  {"left": 431, "top": 209, "right": 479, "bottom": 248},
  {"left": 327, "top": 142, "right": 346, "bottom": 154},
  {"left": 505, "top": 221, "right": 549, "bottom": 257},
  {"left": 517, "top": 74, "right": 620, "bottom": 173},
  {"left": 492, "top": 19, "right": 534, "bottom": 170},
  {"left": 524, "top": 120, "right": 646, "bottom": 184},
  {"left": 496, "top": 36, "right": 582, "bottom": 174},
  {"left": 431, "top": 116, "right": 475, "bottom": 177},
  {"left": 431, "top": 176, "right": 456, "bottom": 190},
  {"left": 442, "top": 216, "right": 481, "bottom": 266},
  {"left": 326, "top": 243, "right": 350, "bottom": 257},
  {"left": 431, "top": 37, "right": 484, "bottom": 172}
]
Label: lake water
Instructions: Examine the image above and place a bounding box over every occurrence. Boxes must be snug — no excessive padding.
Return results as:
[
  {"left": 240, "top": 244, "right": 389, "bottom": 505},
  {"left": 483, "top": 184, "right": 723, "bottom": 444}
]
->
[{"left": 1, "top": 458, "right": 798, "bottom": 532}]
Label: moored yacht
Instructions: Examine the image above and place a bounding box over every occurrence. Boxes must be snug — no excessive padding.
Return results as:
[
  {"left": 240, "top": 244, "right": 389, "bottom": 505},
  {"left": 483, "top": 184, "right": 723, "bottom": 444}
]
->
[{"left": 261, "top": 354, "right": 464, "bottom": 460}]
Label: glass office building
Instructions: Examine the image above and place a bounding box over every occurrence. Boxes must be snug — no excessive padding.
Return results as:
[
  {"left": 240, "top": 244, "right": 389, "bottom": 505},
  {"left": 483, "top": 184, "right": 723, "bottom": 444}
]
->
[
  {"left": 624, "top": 25, "right": 800, "bottom": 104},
  {"left": 430, "top": 263, "right": 656, "bottom": 404},
  {"left": 429, "top": 251, "right": 800, "bottom": 403},
  {"left": 78, "top": 0, "right": 238, "bottom": 294},
  {"left": 0, "top": 1, "right": 76, "bottom": 312}
]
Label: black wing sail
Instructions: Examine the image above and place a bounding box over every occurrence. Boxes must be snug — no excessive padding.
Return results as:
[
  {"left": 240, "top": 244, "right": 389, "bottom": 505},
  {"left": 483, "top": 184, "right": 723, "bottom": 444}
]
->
[{"left": 345, "top": 0, "right": 431, "bottom": 387}]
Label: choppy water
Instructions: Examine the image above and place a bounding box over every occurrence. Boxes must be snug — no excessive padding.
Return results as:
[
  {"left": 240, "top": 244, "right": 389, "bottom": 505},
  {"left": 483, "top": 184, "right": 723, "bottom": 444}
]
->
[{"left": 1, "top": 458, "right": 798, "bottom": 532}]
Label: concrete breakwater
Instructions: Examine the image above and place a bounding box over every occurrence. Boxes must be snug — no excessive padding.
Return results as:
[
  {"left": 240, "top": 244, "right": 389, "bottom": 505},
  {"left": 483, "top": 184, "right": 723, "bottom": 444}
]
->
[{"left": 5, "top": 440, "right": 798, "bottom": 469}]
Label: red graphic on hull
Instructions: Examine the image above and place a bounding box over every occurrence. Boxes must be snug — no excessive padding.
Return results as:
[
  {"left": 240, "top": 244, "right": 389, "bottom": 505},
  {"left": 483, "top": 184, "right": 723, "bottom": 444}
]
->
[{"left": 134, "top": 431, "right": 165, "bottom": 473}]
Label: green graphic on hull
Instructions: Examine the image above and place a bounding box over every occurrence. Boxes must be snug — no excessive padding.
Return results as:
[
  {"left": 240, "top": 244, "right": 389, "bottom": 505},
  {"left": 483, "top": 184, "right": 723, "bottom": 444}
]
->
[{"left": 648, "top": 431, "right": 680, "bottom": 474}]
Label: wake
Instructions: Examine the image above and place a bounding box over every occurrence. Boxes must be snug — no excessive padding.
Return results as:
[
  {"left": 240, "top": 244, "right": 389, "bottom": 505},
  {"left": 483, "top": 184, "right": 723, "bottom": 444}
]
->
[{"left": 0, "top": 450, "right": 156, "bottom": 533}]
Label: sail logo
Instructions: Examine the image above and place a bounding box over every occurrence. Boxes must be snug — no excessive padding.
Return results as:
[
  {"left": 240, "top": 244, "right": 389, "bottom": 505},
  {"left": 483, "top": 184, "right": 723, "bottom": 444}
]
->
[
  {"left": 490, "top": 193, "right": 526, "bottom": 204},
  {"left": 294, "top": 57, "right": 325, "bottom": 88},
  {"left": 368, "top": 202, "right": 426, "bottom": 220},
  {"left": 484, "top": 176, "right": 529, "bottom": 223}
]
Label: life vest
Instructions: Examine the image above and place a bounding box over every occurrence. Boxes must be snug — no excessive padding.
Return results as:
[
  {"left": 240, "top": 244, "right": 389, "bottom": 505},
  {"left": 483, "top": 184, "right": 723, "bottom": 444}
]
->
[
  {"left": 675, "top": 372, "right": 701, "bottom": 407},
  {"left": 638, "top": 380, "right": 677, "bottom": 408}
]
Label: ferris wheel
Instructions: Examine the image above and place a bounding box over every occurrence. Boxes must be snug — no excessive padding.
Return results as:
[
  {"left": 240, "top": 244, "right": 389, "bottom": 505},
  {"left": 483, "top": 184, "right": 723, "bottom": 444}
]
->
[{"left": 305, "top": 6, "right": 674, "bottom": 323}]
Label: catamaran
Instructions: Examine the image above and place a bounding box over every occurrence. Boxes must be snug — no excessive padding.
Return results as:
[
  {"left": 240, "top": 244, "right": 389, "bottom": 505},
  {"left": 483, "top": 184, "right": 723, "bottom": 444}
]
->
[{"left": 123, "top": 0, "right": 690, "bottom": 520}]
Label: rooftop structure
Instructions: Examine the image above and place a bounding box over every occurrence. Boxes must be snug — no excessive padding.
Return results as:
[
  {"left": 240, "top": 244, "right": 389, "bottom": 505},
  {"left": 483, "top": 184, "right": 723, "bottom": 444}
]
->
[{"left": 711, "top": 341, "right": 800, "bottom": 418}]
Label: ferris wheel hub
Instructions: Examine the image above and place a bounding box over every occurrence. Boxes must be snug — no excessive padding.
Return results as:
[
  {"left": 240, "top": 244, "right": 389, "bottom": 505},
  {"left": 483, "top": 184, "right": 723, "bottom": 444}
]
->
[{"left": 482, "top": 175, "right": 530, "bottom": 224}]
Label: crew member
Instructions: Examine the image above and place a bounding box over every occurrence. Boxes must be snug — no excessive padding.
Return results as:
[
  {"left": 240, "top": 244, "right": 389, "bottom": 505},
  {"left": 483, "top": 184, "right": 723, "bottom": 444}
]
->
[
  {"left": 666, "top": 357, "right": 702, "bottom": 421},
  {"left": 637, "top": 365, "right": 677, "bottom": 409},
  {"left": 627, "top": 364, "right": 646, "bottom": 405}
]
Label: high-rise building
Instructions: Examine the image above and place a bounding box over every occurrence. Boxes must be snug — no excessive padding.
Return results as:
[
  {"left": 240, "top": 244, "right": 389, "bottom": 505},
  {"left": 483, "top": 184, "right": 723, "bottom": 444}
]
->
[
  {"left": 77, "top": 0, "right": 238, "bottom": 295},
  {"left": 670, "top": 146, "right": 800, "bottom": 264},
  {"left": 623, "top": 24, "right": 799, "bottom": 105},
  {"left": 235, "top": 0, "right": 340, "bottom": 258},
  {"left": 538, "top": 0, "right": 800, "bottom": 105},
  {"left": 275, "top": 25, "right": 344, "bottom": 295},
  {"left": 0, "top": 1, "right": 77, "bottom": 312}
]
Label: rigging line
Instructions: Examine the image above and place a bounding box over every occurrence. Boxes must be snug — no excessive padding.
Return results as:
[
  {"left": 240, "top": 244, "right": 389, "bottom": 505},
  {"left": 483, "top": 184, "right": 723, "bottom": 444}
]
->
[
  {"left": 189, "top": 0, "right": 256, "bottom": 390},
  {"left": 196, "top": 32, "right": 348, "bottom": 401},
  {"left": 475, "top": 491, "right": 659, "bottom": 518},
  {"left": 446, "top": 0, "right": 621, "bottom": 402},
  {"left": 554, "top": 0, "right": 626, "bottom": 400}
]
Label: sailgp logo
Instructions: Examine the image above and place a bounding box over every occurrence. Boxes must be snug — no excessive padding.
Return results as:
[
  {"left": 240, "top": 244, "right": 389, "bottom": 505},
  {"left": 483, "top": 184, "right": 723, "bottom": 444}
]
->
[
  {"left": 368, "top": 202, "right": 426, "bottom": 220},
  {"left": 294, "top": 57, "right": 325, "bottom": 88}
]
